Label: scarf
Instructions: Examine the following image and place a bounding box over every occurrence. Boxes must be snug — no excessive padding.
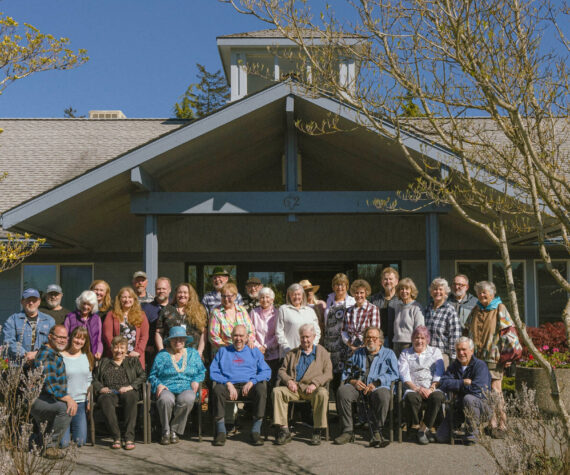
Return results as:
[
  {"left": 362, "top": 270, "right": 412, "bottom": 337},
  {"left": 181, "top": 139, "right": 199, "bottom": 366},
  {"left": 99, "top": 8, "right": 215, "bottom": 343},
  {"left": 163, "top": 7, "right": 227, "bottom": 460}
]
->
[{"left": 477, "top": 296, "right": 502, "bottom": 311}]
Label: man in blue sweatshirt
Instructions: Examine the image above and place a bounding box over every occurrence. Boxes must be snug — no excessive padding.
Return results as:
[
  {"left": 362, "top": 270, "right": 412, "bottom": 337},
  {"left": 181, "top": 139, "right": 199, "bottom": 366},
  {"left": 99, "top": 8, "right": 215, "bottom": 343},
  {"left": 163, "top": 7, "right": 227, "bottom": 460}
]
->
[
  {"left": 436, "top": 336, "right": 492, "bottom": 445},
  {"left": 210, "top": 324, "right": 271, "bottom": 447}
]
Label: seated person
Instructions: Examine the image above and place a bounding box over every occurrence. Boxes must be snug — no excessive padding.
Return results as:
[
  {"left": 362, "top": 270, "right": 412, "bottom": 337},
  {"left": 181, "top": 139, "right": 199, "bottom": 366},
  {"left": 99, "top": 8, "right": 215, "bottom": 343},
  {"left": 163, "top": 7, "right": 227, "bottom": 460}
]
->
[
  {"left": 398, "top": 325, "right": 444, "bottom": 444},
  {"left": 273, "top": 323, "right": 332, "bottom": 446},
  {"left": 436, "top": 336, "right": 491, "bottom": 445},
  {"left": 335, "top": 326, "right": 399, "bottom": 448},
  {"left": 149, "top": 326, "right": 206, "bottom": 445},
  {"left": 3, "top": 288, "right": 55, "bottom": 363},
  {"left": 30, "top": 325, "right": 76, "bottom": 459},
  {"left": 209, "top": 325, "right": 271, "bottom": 447},
  {"left": 93, "top": 336, "right": 146, "bottom": 450}
]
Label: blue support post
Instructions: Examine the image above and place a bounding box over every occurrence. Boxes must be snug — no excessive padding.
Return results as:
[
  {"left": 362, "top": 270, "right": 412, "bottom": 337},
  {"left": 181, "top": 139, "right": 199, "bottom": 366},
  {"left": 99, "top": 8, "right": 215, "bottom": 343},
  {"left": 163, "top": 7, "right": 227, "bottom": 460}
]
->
[
  {"left": 426, "top": 213, "right": 440, "bottom": 295},
  {"left": 144, "top": 215, "right": 158, "bottom": 292},
  {"left": 285, "top": 95, "right": 297, "bottom": 222}
]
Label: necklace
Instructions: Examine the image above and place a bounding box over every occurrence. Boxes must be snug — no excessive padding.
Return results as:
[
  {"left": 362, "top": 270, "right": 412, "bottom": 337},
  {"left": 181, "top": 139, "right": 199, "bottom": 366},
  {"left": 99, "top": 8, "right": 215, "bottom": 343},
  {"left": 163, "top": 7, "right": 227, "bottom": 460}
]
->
[{"left": 170, "top": 348, "right": 187, "bottom": 373}]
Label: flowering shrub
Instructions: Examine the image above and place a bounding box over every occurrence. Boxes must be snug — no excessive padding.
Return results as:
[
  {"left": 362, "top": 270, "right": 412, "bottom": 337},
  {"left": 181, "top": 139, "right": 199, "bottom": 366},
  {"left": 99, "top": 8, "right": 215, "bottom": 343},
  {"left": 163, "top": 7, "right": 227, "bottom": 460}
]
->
[{"left": 519, "top": 322, "right": 570, "bottom": 369}]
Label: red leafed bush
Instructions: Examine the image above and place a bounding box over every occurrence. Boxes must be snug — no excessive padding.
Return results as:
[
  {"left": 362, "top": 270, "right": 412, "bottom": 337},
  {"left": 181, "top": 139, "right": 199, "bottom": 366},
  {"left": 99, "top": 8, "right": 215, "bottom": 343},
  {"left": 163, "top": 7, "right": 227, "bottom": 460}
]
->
[{"left": 520, "top": 322, "right": 569, "bottom": 363}]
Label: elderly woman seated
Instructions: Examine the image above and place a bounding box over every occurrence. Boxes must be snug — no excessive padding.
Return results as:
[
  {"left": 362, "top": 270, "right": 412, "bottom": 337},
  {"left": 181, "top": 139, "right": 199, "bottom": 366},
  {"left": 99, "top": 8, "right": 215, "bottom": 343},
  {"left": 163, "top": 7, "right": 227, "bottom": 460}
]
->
[
  {"left": 149, "top": 326, "right": 206, "bottom": 445},
  {"left": 93, "top": 335, "right": 146, "bottom": 450},
  {"left": 398, "top": 325, "right": 445, "bottom": 444}
]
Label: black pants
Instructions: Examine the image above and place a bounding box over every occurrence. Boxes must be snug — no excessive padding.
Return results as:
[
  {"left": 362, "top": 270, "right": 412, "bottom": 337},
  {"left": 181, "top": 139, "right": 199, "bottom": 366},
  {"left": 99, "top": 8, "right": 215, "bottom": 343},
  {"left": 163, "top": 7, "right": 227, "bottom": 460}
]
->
[
  {"left": 211, "top": 381, "right": 267, "bottom": 420},
  {"left": 97, "top": 390, "right": 139, "bottom": 441},
  {"left": 337, "top": 384, "right": 391, "bottom": 432},
  {"left": 404, "top": 390, "right": 445, "bottom": 428}
]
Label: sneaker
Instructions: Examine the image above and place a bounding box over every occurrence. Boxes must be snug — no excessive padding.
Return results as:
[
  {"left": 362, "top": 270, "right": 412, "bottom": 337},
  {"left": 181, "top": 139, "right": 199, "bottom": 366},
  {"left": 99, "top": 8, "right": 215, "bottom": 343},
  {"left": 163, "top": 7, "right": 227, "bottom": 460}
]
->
[
  {"left": 417, "top": 431, "right": 429, "bottom": 445},
  {"left": 43, "top": 447, "right": 65, "bottom": 460},
  {"left": 170, "top": 432, "right": 180, "bottom": 444},
  {"left": 275, "top": 429, "right": 292, "bottom": 446},
  {"left": 463, "top": 434, "right": 477, "bottom": 446},
  {"left": 250, "top": 432, "right": 264, "bottom": 446},
  {"left": 426, "top": 430, "right": 436, "bottom": 443},
  {"left": 334, "top": 431, "right": 355, "bottom": 445},
  {"left": 160, "top": 432, "right": 170, "bottom": 445},
  {"left": 213, "top": 432, "right": 226, "bottom": 446},
  {"left": 369, "top": 431, "right": 382, "bottom": 447},
  {"left": 310, "top": 429, "right": 322, "bottom": 446}
]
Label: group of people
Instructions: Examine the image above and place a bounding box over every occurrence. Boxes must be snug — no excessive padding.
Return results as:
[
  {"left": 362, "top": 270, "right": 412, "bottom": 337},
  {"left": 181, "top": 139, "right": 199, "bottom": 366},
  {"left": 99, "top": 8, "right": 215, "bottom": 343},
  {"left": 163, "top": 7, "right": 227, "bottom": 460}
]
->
[{"left": 0, "top": 266, "right": 520, "bottom": 458}]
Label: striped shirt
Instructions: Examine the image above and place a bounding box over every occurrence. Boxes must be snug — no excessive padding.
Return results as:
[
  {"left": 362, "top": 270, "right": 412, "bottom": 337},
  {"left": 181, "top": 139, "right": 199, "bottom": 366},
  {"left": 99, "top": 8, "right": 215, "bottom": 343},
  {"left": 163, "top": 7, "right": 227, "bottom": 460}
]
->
[
  {"left": 424, "top": 301, "right": 461, "bottom": 359},
  {"left": 35, "top": 344, "right": 67, "bottom": 399},
  {"left": 342, "top": 300, "right": 380, "bottom": 346}
]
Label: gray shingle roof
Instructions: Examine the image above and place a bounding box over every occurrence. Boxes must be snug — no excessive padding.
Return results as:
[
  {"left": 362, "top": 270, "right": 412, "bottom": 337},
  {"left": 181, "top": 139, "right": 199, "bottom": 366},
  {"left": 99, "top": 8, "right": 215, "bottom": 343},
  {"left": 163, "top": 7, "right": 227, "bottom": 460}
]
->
[
  {"left": 0, "top": 118, "right": 187, "bottom": 214},
  {"left": 218, "top": 28, "right": 363, "bottom": 39}
]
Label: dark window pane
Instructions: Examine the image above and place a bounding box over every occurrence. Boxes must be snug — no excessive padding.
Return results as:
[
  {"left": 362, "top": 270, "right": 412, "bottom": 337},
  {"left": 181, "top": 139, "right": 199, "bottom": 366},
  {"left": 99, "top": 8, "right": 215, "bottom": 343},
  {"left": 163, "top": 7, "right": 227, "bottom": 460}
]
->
[
  {"left": 186, "top": 265, "right": 197, "bottom": 291},
  {"left": 536, "top": 262, "right": 568, "bottom": 325},
  {"left": 248, "top": 272, "right": 286, "bottom": 306},
  {"left": 60, "top": 265, "right": 93, "bottom": 311},
  {"left": 456, "top": 262, "right": 489, "bottom": 290},
  {"left": 203, "top": 265, "right": 237, "bottom": 294},
  {"left": 23, "top": 265, "right": 57, "bottom": 295},
  {"left": 357, "top": 263, "right": 400, "bottom": 295},
  {"left": 492, "top": 262, "right": 525, "bottom": 321}
]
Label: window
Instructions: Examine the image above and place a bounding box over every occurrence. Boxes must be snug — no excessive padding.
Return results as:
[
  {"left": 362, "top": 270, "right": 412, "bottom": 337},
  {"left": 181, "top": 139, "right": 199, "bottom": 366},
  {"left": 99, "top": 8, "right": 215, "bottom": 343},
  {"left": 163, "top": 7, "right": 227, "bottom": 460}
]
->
[
  {"left": 535, "top": 261, "right": 568, "bottom": 325},
  {"left": 456, "top": 260, "right": 525, "bottom": 320},
  {"left": 22, "top": 263, "right": 93, "bottom": 310}
]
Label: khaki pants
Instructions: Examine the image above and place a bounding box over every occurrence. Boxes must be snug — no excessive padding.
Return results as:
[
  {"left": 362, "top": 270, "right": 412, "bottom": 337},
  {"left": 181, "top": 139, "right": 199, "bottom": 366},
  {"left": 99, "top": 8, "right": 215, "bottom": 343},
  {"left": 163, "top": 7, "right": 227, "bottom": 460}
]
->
[{"left": 272, "top": 386, "right": 328, "bottom": 428}]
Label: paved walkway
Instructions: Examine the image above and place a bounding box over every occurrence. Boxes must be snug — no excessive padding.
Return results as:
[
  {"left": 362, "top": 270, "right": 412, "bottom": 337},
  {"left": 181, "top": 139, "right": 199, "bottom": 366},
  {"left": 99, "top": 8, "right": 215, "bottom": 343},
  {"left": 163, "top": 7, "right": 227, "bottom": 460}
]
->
[{"left": 74, "top": 431, "right": 497, "bottom": 474}]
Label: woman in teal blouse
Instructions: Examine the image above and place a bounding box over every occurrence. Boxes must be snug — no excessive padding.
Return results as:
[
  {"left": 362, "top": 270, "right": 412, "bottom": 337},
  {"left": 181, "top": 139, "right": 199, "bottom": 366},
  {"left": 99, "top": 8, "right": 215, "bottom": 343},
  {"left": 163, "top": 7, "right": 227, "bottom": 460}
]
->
[{"left": 149, "top": 326, "right": 205, "bottom": 445}]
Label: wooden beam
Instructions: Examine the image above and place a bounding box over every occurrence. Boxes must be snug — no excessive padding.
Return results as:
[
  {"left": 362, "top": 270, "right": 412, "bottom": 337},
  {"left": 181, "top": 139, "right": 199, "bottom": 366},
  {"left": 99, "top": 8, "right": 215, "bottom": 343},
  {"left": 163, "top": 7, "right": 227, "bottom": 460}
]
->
[
  {"left": 131, "top": 166, "right": 162, "bottom": 192},
  {"left": 131, "top": 191, "right": 450, "bottom": 215}
]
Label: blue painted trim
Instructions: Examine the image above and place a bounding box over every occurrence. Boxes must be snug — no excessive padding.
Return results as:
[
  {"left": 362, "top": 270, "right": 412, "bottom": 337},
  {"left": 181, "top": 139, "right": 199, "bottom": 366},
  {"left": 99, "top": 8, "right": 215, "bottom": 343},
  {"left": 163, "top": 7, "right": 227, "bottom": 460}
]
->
[
  {"left": 144, "top": 215, "right": 158, "bottom": 292},
  {"left": 130, "top": 191, "right": 450, "bottom": 215},
  {"left": 425, "top": 213, "right": 440, "bottom": 293},
  {"left": 131, "top": 166, "right": 162, "bottom": 192},
  {"left": 285, "top": 95, "right": 298, "bottom": 192}
]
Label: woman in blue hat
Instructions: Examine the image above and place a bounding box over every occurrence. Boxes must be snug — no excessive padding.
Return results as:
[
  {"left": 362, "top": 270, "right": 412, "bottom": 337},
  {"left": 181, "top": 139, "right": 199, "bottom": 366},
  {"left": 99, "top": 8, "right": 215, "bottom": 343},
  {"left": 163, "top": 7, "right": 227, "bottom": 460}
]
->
[{"left": 149, "top": 326, "right": 206, "bottom": 445}]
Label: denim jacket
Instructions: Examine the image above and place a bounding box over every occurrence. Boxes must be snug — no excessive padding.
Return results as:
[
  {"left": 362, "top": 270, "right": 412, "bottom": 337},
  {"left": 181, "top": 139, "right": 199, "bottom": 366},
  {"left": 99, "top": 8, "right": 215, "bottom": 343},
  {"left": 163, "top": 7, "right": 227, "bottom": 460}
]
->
[
  {"left": 342, "top": 345, "right": 399, "bottom": 389},
  {"left": 2, "top": 311, "right": 55, "bottom": 360}
]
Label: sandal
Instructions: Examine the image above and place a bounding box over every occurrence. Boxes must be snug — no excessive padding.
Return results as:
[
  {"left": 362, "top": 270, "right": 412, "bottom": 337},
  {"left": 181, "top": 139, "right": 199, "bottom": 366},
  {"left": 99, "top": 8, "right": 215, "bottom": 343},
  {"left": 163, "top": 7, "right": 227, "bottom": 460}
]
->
[
  {"left": 111, "top": 440, "right": 121, "bottom": 450},
  {"left": 124, "top": 441, "right": 135, "bottom": 450}
]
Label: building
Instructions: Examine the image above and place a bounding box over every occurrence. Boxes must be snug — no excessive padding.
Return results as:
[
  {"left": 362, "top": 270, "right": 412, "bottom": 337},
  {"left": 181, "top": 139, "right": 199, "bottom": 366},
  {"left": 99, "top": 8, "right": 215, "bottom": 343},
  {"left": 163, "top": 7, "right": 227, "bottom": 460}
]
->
[{"left": 0, "top": 30, "right": 567, "bottom": 325}]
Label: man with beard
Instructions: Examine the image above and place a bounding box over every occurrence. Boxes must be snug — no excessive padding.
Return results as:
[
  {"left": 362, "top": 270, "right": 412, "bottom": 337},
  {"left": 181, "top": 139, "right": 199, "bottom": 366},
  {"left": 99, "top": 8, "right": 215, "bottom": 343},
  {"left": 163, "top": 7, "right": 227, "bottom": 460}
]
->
[
  {"left": 39, "top": 284, "right": 70, "bottom": 325},
  {"left": 448, "top": 274, "right": 478, "bottom": 330},
  {"left": 30, "top": 325, "right": 77, "bottom": 459},
  {"left": 132, "top": 271, "right": 154, "bottom": 304},
  {"left": 142, "top": 277, "right": 172, "bottom": 368},
  {"left": 201, "top": 267, "right": 243, "bottom": 314},
  {"left": 242, "top": 277, "right": 262, "bottom": 312},
  {"left": 334, "top": 326, "right": 399, "bottom": 448},
  {"left": 369, "top": 267, "right": 401, "bottom": 349}
]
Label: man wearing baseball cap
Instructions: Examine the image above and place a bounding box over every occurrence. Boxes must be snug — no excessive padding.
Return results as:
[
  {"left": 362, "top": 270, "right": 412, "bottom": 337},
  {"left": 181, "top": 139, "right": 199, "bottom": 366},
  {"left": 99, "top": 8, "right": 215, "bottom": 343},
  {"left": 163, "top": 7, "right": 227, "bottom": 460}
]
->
[
  {"left": 132, "top": 271, "right": 154, "bottom": 304},
  {"left": 2, "top": 288, "right": 55, "bottom": 362},
  {"left": 39, "top": 284, "right": 70, "bottom": 325},
  {"left": 201, "top": 267, "right": 243, "bottom": 315}
]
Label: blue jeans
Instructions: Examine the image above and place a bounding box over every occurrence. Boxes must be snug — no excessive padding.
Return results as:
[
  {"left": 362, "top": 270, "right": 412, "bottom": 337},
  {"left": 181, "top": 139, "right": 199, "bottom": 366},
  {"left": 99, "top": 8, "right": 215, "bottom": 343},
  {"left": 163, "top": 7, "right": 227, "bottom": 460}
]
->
[{"left": 61, "top": 401, "right": 87, "bottom": 447}]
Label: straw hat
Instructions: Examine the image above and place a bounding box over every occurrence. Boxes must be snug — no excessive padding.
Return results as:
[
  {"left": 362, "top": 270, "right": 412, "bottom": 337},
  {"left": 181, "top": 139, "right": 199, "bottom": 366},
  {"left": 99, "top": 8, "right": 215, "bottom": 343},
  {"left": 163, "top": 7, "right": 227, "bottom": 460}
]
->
[{"left": 299, "top": 279, "right": 320, "bottom": 293}]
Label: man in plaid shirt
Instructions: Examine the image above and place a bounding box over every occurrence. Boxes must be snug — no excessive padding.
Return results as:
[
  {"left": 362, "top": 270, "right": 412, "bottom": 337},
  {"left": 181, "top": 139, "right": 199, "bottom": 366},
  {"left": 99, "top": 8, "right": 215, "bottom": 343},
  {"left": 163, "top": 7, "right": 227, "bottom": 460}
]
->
[
  {"left": 30, "top": 325, "right": 77, "bottom": 459},
  {"left": 201, "top": 267, "right": 243, "bottom": 314},
  {"left": 342, "top": 279, "right": 380, "bottom": 351}
]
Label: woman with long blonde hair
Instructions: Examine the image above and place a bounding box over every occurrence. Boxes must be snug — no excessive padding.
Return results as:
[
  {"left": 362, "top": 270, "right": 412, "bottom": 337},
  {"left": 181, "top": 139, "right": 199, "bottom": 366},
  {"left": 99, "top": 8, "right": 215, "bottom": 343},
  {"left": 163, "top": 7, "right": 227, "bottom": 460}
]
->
[
  {"left": 90, "top": 279, "right": 112, "bottom": 321},
  {"left": 102, "top": 286, "right": 149, "bottom": 369},
  {"left": 156, "top": 283, "right": 208, "bottom": 358}
]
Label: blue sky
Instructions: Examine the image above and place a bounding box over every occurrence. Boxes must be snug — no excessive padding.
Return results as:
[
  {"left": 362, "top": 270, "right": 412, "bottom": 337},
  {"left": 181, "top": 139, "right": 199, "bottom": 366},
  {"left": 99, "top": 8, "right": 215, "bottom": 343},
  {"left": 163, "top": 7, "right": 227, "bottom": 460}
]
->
[{"left": 0, "top": 0, "right": 267, "bottom": 118}]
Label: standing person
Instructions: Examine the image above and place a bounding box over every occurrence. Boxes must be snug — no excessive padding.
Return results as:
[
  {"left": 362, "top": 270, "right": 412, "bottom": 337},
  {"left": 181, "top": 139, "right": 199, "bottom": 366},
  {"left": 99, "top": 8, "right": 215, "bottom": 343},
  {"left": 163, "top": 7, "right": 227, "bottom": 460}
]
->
[
  {"left": 102, "top": 287, "right": 149, "bottom": 369},
  {"left": 276, "top": 283, "right": 321, "bottom": 357},
  {"left": 2, "top": 288, "right": 55, "bottom": 363},
  {"left": 156, "top": 283, "right": 207, "bottom": 358},
  {"left": 424, "top": 278, "right": 461, "bottom": 367},
  {"left": 90, "top": 280, "right": 112, "bottom": 322},
  {"left": 60, "top": 326, "right": 94, "bottom": 448},
  {"left": 369, "top": 267, "right": 401, "bottom": 349},
  {"left": 201, "top": 267, "right": 243, "bottom": 315},
  {"left": 300, "top": 279, "right": 326, "bottom": 336},
  {"left": 209, "top": 282, "right": 255, "bottom": 351},
  {"left": 392, "top": 278, "right": 424, "bottom": 358},
  {"left": 342, "top": 279, "right": 380, "bottom": 353},
  {"left": 242, "top": 277, "right": 263, "bottom": 313},
  {"left": 142, "top": 277, "right": 172, "bottom": 369},
  {"left": 149, "top": 326, "right": 206, "bottom": 445},
  {"left": 464, "top": 281, "right": 520, "bottom": 439},
  {"left": 63, "top": 290, "right": 103, "bottom": 360},
  {"left": 250, "top": 287, "right": 280, "bottom": 386},
  {"left": 30, "top": 325, "right": 76, "bottom": 459},
  {"left": 93, "top": 336, "right": 146, "bottom": 450},
  {"left": 323, "top": 273, "right": 355, "bottom": 393},
  {"left": 449, "top": 274, "right": 478, "bottom": 330},
  {"left": 132, "top": 271, "right": 154, "bottom": 304},
  {"left": 39, "top": 284, "right": 70, "bottom": 325}
]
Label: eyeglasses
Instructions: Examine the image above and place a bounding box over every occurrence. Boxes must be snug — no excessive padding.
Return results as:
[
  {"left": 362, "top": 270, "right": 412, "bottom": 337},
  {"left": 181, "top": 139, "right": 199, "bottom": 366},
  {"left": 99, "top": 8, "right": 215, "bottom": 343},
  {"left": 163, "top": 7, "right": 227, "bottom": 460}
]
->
[
  {"left": 52, "top": 335, "right": 68, "bottom": 341},
  {"left": 453, "top": 283, "right": 467, "bottom": 287},
  {"left": 365, "top": 336, "right": 380, "bottom": 341},
  {"left": 221, "top": 294, "right": 235, "bottom": 299}
]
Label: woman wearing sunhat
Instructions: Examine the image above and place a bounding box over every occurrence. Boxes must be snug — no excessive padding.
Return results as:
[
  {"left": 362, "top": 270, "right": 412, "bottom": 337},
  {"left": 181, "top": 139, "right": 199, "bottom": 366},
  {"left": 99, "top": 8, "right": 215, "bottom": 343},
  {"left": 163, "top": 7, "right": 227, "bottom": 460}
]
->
[
  {"left": 300, "top": 279, "right": 326, "bottom": 336},
  {"left": 149, "top": 326, "right": 206, "bottom": 445}
]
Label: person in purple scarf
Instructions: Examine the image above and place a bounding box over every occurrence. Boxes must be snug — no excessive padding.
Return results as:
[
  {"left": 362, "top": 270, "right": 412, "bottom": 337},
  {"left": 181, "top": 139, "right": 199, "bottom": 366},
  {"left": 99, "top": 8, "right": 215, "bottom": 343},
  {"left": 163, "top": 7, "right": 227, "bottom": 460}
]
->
[{"left": 64, "top": 290, "right": 103, "bottom": 359}]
